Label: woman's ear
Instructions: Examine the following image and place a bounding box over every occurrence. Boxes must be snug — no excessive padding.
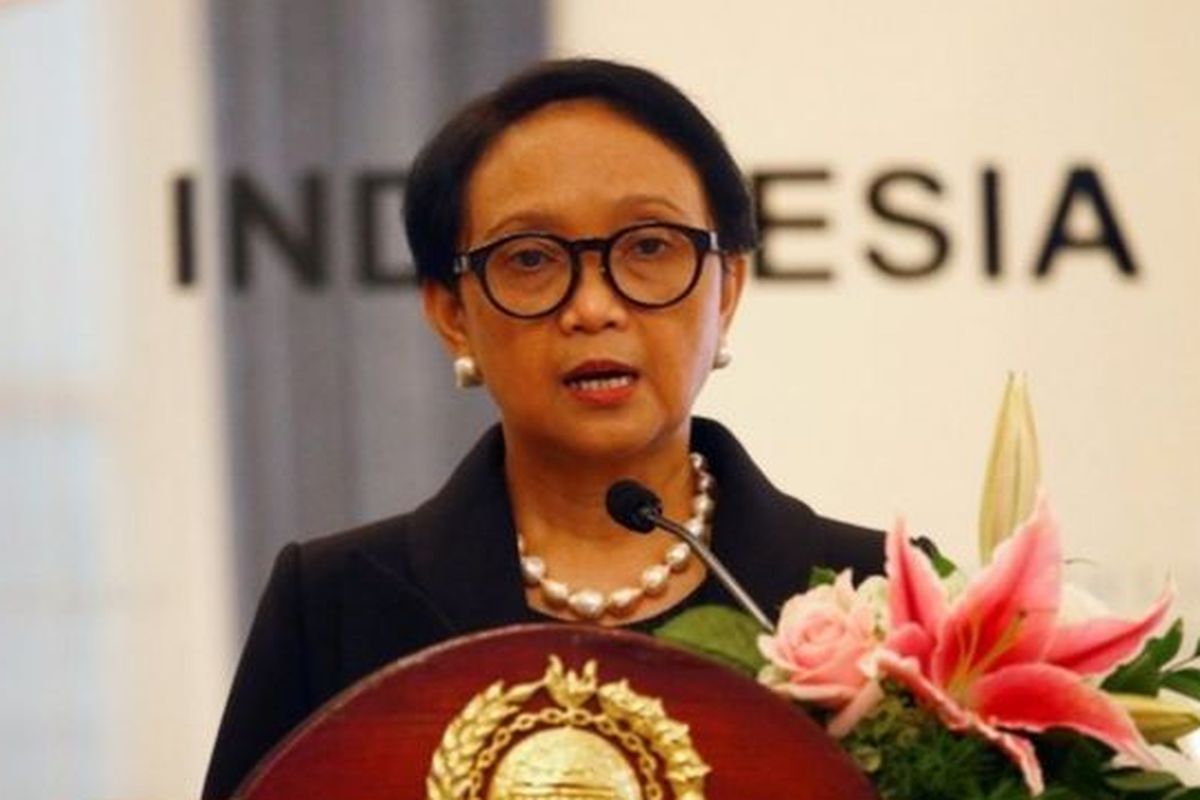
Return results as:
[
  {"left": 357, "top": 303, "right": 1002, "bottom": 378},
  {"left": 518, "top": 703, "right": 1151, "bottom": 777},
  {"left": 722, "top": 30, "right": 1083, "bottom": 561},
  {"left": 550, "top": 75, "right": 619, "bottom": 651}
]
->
[
  {"left": 718, "top": 253, "right": 748, "bottom": 333},
  {"left": 422, "top": 280, "right": 471, "bottom": 356}
]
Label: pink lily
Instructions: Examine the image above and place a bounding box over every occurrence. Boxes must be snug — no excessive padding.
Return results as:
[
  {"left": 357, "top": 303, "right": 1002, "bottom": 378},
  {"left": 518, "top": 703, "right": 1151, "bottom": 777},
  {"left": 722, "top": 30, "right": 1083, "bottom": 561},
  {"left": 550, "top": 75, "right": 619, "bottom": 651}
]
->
[{"left": 877, "top": 497, "right": 1172, "bottom": 795}]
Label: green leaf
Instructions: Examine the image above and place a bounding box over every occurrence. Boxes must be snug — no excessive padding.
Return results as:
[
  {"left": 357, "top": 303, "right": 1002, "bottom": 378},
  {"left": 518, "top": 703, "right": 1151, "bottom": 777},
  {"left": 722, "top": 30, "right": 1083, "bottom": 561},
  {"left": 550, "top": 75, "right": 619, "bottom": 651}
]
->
[
  {"left": 1103, "top": 655, "right": 1165, "bottom": 695},
  {"left": 808, "top": 565, "right": 838, "bottom": 588},
  {"left": 1103, "top": 768, "right": 1181, "bottom": 793},
  {"left": 1162, "top": 668, "right": 1200, "bottom": 701},
  {"left": 842, "top": 691, "right": 1030, "bottom": 800},
  {"left": 1163, "top": 787, "right": 1200, "bottom": 800},
  {"left": 1103, "top": 620, "right": 1184, "bottom": 696},
  {"left": 1044, "top": 730, "right": 1111, "bottom": 788},
  {"left": 1150, "top": 619, "right": 1185, "bottom": 666},
  {"left": 653, "top": 604, "right": 767, "bottom": 676},
  {"left": 928, "top": 547, "right": 959, "bottom": 580}
]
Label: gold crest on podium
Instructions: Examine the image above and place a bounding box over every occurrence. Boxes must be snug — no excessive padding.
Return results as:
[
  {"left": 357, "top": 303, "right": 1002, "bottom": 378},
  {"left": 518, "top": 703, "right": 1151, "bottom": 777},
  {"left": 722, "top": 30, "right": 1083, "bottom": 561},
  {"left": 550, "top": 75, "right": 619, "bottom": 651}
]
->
[{"left": 426, "top": 655, "right": 710, "bottom": 800}]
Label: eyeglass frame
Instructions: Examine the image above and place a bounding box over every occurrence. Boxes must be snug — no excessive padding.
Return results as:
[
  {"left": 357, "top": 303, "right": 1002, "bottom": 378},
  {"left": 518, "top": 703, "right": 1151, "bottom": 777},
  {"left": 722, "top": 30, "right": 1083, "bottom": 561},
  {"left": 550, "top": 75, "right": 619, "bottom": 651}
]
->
[{"left": 451, "top": 221, "right": 724, "bottom": 319}]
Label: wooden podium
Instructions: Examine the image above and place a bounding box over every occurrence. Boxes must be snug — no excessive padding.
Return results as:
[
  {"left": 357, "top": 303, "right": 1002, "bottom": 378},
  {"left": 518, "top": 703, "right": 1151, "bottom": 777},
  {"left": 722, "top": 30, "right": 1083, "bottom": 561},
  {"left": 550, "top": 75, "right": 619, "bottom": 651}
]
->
[{"left": 235, "top": 625, "right": 876, "bottom": 799}]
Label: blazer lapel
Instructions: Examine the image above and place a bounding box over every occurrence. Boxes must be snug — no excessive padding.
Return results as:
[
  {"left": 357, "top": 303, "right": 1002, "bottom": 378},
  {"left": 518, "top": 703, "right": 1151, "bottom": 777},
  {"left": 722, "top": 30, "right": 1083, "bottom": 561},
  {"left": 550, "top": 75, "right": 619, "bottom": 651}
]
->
[
  {"left": 336, "top": 549, "right": 455, "bottom": 688},
  {"left": 693, "top": 418, "right": 823, "bottom": 617},
  {"left": 408, "top": 441, "right": 531, "bottom": 633},
  {"left": 331, "top": 426, "right": 528, "bottom": 686}
]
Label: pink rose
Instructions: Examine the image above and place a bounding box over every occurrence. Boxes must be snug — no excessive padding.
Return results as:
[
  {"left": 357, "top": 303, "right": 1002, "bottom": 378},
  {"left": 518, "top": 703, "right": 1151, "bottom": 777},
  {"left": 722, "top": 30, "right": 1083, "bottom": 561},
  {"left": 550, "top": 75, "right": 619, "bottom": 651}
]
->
[{"left": 758, "top": 571, "right": 880, "bottom": 708}]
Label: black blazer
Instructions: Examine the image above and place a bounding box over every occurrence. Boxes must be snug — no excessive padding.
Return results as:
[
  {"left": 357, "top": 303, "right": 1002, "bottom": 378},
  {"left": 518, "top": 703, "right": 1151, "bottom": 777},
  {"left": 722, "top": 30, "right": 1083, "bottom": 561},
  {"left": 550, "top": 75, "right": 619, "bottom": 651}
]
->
[{"left": 201, "top": 418, "right": 884, "bottom": 799}]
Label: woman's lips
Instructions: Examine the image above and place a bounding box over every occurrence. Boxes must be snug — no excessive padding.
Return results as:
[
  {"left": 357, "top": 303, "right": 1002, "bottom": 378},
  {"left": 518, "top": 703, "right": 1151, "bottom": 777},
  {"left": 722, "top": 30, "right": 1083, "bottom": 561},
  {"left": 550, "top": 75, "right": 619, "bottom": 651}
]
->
[{"left": 562, "top": 360, "right": 639, "bottom": 406}]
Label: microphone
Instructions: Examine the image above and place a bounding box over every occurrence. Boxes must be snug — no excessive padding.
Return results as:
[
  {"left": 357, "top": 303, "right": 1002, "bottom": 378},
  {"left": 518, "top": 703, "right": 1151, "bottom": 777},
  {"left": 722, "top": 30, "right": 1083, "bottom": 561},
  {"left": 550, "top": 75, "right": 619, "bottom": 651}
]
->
[{"left": 606, "top": 480, "right": 775, "bottom": 633}]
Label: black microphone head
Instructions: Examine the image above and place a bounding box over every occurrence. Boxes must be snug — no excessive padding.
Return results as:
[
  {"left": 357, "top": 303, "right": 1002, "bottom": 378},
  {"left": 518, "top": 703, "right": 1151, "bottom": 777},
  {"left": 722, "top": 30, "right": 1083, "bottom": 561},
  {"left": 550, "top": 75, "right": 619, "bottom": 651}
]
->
[{"left": 605, "top": 480, "right": 661, "bottom": 534}]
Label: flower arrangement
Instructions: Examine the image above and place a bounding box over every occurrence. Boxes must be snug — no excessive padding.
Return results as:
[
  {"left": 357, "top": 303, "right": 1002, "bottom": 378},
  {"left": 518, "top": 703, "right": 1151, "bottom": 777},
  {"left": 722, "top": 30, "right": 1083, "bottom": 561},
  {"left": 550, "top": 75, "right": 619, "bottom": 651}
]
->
[{"left": 655, "top": 377, "right": 1200, "bottom": 798}]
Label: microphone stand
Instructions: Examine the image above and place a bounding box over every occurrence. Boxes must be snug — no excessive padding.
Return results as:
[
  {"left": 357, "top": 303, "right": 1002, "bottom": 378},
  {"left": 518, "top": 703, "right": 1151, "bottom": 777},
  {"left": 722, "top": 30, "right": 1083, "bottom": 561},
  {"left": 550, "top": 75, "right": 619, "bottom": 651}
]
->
[{"left": 641, "top": 509, "right": 776, "bottom": 635}]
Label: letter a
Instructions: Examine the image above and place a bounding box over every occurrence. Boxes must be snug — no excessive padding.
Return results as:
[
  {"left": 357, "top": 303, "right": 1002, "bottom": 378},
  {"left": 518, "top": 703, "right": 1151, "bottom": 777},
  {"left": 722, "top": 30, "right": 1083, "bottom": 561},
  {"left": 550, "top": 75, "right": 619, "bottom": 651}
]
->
[{"left": 1034, "top": 167, "right": 1138, "bottom": 278}]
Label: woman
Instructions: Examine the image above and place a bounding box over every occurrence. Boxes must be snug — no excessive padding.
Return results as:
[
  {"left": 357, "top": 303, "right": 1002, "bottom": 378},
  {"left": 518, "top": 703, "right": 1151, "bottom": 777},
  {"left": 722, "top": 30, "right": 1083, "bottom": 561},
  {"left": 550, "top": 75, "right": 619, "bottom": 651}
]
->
[{"left": 202, "top": 58, "right": 884, "bottom": 800}]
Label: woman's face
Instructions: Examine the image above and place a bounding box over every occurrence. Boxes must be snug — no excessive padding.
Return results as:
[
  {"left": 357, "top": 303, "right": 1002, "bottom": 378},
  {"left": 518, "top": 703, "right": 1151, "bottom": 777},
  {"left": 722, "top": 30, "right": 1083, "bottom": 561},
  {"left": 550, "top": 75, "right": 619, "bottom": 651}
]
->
[{"left": 425, "top": 99, "right": 745, "bottom": 460}]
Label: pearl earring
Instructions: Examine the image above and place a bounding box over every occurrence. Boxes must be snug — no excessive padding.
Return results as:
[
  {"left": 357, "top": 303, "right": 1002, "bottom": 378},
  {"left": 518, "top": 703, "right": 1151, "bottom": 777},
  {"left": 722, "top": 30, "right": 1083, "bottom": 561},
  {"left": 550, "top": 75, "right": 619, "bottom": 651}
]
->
[
  {"left": 712, "top": 340, "right": 733, "bottom": 370},
  {"left": 453, "top": 355, "right": 482, "bottom": 388}
]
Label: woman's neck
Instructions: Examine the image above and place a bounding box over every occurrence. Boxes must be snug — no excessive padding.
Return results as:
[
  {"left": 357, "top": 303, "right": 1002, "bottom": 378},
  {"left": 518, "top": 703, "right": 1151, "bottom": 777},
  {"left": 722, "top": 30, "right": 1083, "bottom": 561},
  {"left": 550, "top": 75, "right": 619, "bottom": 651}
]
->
[
  {"left": 505, "top": 429, "right": 694, "bottom": 533},
  {"left": 501, "top": 421, "right": 703, "bottom": 600}
]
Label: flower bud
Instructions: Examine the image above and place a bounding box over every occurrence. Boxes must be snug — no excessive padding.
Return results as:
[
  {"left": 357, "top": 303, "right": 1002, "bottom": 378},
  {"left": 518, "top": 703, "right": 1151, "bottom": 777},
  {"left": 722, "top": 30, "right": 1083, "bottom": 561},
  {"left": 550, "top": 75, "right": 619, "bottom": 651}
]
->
[
  {"left": 979, "top": 372, "right": 1041, "bottom": 564},
  {"left": 1113, "top": 693, "right": 1200, "bottom": 745}
]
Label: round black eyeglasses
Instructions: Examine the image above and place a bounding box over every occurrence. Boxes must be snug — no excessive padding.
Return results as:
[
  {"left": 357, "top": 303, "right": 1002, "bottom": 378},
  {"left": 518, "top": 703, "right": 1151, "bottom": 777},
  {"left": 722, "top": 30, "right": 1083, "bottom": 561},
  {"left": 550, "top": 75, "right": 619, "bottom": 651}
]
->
[{"left": 452, "top": 222, "right": 722, "bottom": 319}]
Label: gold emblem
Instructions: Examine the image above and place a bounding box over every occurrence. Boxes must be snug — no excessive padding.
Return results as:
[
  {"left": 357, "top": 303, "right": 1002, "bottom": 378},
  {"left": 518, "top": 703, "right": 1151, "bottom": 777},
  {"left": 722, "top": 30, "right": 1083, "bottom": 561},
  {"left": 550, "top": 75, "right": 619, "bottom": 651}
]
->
[{"left": 426, "top": 656, "right": 709, "bottom": 800}]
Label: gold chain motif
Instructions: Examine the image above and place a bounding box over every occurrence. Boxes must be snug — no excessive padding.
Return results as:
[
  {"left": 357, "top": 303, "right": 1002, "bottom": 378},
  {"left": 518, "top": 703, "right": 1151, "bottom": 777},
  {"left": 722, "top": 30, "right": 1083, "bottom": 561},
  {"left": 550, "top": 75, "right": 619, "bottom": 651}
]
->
[
  {"left": 426, "top": 656, "right": 709, "bottom": 800},
  {"left": 425, "top": 679, "right": 542, "bottom": 799}
]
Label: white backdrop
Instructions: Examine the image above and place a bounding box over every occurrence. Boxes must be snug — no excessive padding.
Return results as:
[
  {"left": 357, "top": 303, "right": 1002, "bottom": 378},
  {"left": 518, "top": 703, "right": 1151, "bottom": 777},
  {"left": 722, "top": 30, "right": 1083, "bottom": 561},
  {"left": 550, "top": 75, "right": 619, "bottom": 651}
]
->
[
  {"left": 552, "top": 0, "right": 1200, "bottom": 619},
  {"left": 2, "top": 2, "right": 1198, "bottom": 796},
  {"left": 0, "top": 1, "right": 232, "bottom": 797}
]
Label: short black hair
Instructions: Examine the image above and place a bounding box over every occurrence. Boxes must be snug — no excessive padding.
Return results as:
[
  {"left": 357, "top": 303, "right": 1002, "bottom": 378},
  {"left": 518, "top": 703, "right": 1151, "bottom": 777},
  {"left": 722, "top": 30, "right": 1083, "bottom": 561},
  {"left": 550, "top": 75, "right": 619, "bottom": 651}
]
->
[{"left": 404, "top": 58, "right": 757, "bottom": 287}]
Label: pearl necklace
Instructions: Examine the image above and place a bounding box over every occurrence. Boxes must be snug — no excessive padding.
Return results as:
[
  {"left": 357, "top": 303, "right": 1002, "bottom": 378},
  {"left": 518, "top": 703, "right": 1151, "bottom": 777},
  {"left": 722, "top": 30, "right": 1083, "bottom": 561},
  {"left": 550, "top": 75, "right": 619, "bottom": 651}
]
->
[{"left": 518, "top": 452, "right": 715, "bottom": 621}]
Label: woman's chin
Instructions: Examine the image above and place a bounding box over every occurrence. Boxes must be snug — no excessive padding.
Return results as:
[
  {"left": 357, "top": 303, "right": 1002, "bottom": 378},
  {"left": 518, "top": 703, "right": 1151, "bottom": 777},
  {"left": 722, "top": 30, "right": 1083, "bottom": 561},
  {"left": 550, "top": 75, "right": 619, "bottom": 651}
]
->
[{"left": 520, "top": 408, "right": 689, "bottom": 464}]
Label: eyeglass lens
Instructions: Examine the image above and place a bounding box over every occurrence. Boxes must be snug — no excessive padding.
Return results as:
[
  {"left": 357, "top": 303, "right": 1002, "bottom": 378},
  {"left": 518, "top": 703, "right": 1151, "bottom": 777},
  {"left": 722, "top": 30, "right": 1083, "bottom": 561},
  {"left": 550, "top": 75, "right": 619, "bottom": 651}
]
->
[{"left": 483, "top": 225, "right": 701, "bottom": 316}]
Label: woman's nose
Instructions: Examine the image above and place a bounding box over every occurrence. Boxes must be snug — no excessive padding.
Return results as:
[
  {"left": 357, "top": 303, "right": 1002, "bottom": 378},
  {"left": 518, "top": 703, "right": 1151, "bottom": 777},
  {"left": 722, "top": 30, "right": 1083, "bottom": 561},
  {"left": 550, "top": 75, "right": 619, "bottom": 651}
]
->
[{"left": 557, "top": 251, "right": 629, "bottom": 333}]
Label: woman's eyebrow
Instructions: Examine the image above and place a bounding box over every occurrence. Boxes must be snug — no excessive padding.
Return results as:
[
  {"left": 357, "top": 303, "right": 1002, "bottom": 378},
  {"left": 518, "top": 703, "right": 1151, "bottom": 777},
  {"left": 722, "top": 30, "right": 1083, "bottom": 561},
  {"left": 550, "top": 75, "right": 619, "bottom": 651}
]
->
[
  {"left": 475, "top": 196, "right": 693, "bottom": 243},
  {"left": 477, "top": 212, "right": 561, "bottom": 243},
  {"left": 612, "top": 194, "right": 689, "bottom": 216}
]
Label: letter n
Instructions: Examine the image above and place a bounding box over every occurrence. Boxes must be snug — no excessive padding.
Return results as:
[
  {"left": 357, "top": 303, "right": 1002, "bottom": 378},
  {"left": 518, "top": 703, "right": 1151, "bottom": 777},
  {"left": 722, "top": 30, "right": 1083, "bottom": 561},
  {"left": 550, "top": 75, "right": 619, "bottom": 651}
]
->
[{"left": 230, "top": 173, "right": 328, "bottom": 290}]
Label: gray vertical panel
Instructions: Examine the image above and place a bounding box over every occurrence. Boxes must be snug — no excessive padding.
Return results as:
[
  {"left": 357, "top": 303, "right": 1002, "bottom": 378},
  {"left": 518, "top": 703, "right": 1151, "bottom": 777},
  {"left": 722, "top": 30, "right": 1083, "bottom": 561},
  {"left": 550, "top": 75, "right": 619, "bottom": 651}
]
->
[{"left": 207, "top": 0, "right": 545, "bottom": 628}]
